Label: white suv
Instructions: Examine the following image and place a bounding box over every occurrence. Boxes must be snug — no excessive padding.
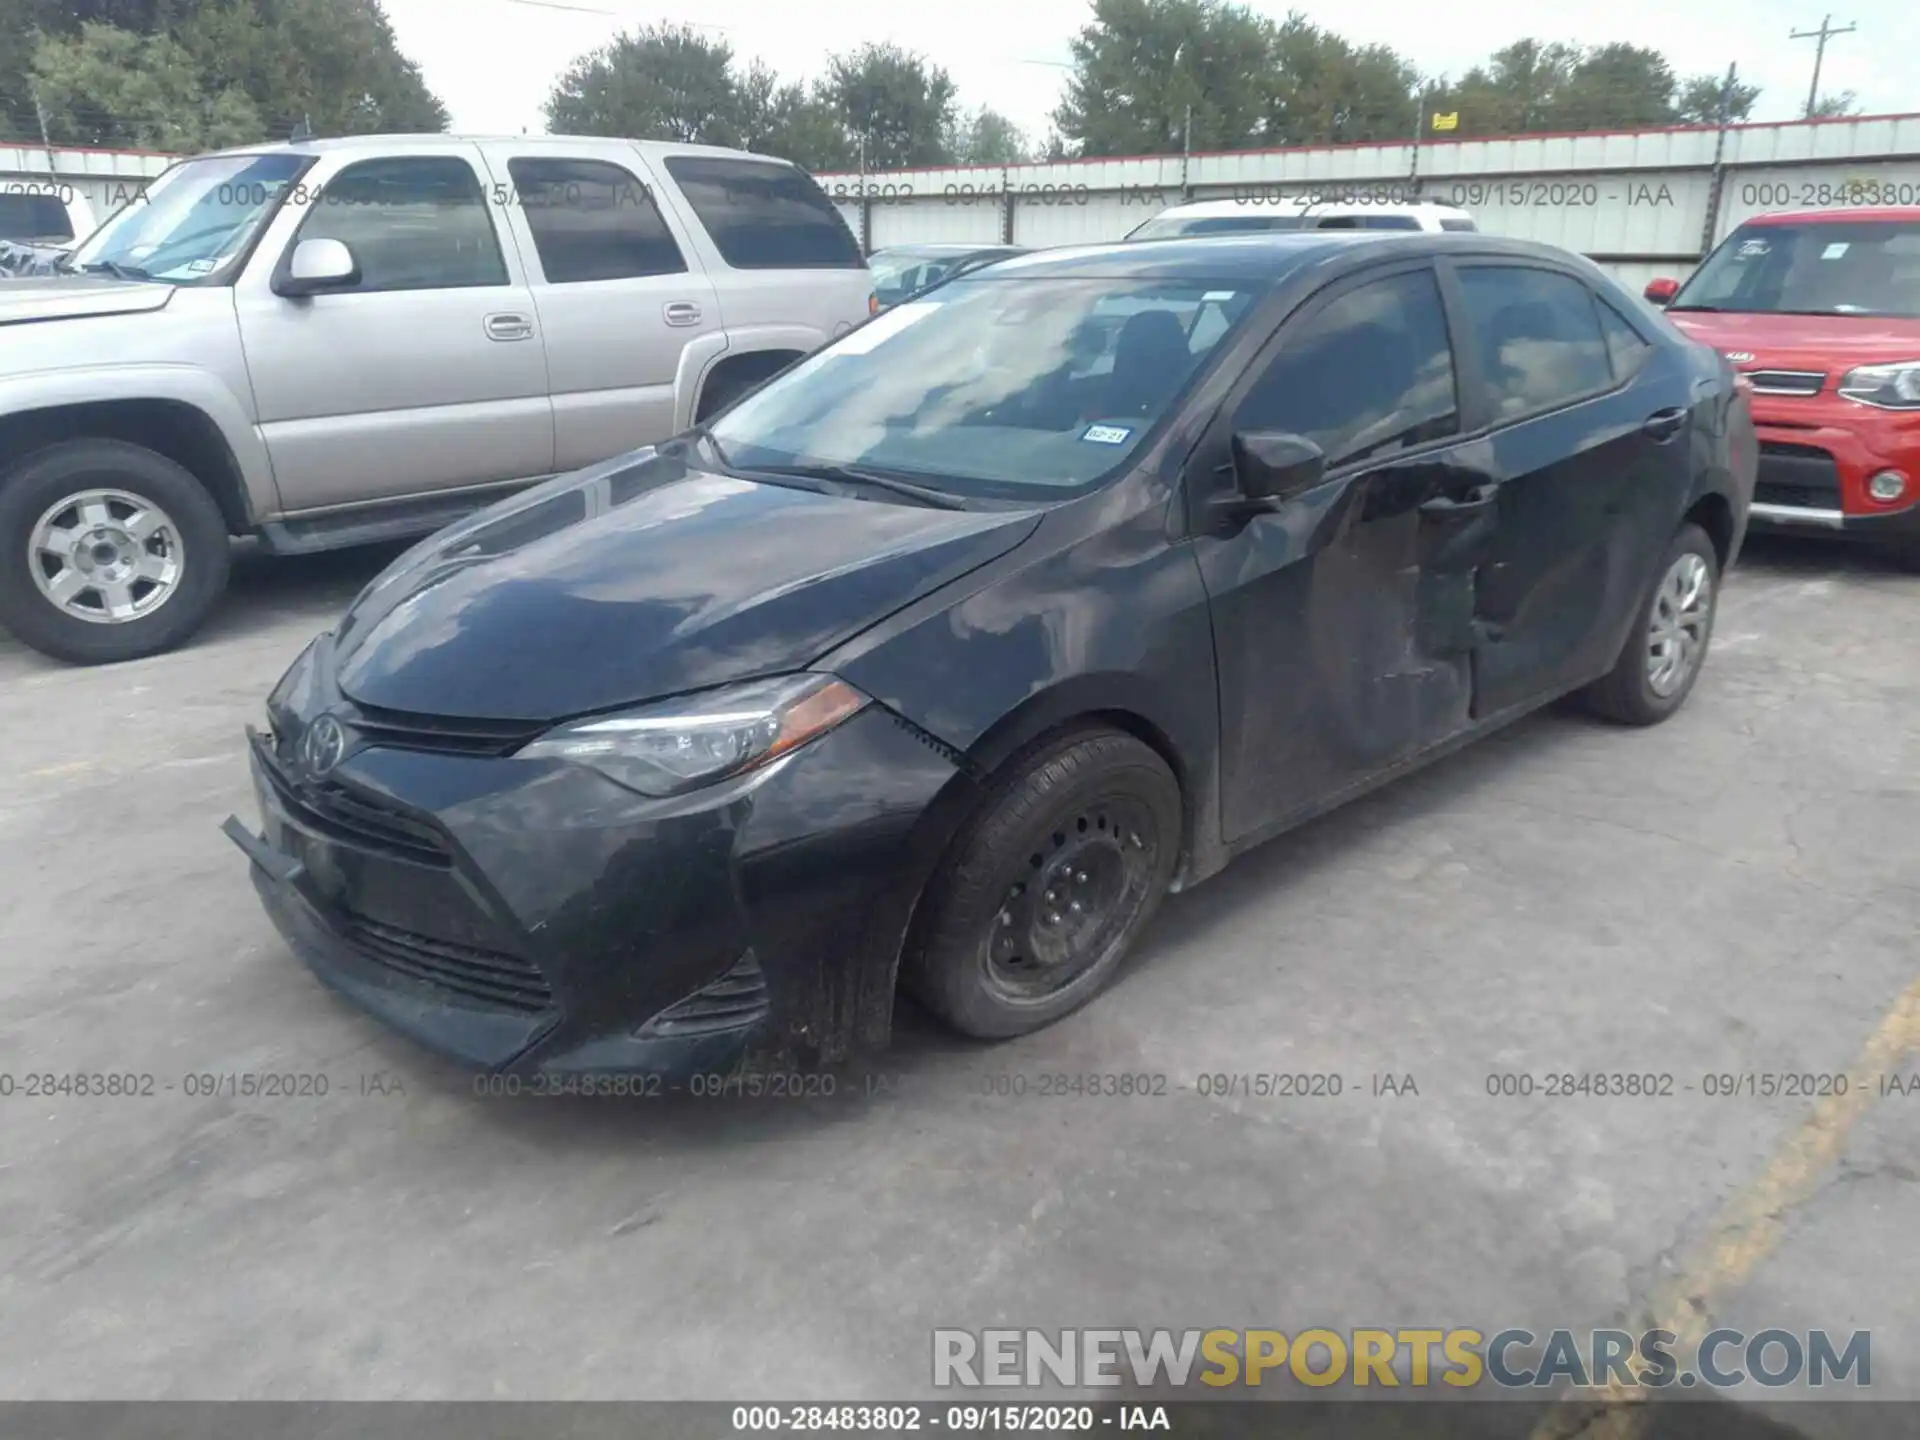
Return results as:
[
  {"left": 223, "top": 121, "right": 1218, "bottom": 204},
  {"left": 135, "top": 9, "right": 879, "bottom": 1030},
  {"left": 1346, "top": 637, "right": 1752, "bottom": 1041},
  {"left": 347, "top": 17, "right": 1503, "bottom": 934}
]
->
[
  {"left": 1126, "top": 196, "right": 1476, "bottom": 239},
  {"left": 0, "top": 135, "right": 875, "bottom": 663}
]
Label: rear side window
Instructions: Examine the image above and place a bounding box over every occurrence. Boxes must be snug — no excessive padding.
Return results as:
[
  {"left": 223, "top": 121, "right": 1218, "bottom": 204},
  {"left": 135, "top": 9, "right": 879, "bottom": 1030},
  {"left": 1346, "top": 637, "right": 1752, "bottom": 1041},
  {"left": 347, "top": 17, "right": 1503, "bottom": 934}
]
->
[
  {"left": 661, "top": 156, "right": 863, "bottom": 269},
  {"left": 1314, "top": 214, "right": 1421, "bottom": 231},
  {"left": 1439, "top": 218, "right": 1477, "bottom": 232},
  {"left": 1456, "top": 266, "right": 1614, "bottom": 420},
  {"left": 0, "top": 192, "right": 73, "bottom": 242},
  {"left": 1597, "top": 298, "right": 1653, "bottom": 382},
  {"left": 1234, "top": 268, "right": 1459, "bottom": 469},
  {"left": 506, "top": 157, "right": 685, "bottom": 282},
  {"left": 294, "top": 156, "right": 507, "bottom": 292}
]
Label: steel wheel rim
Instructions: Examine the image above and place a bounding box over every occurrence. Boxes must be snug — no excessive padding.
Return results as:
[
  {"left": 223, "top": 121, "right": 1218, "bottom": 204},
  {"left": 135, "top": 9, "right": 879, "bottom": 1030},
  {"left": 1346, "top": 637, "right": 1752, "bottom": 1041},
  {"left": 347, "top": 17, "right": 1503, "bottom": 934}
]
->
[
  {"left": 28, "top": 488, "right": 185, "bottom": 625},
  {"left": 980, "top": 794, "right": 1161, "bottom": 1005},
  {"left": 1645, "top": 551, "right": 1712, "bottom": 698}
]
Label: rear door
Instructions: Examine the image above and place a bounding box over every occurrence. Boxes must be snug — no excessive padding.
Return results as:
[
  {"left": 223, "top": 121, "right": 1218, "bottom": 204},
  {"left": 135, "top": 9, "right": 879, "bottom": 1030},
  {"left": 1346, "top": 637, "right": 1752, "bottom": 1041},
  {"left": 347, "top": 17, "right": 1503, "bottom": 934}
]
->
[
  {"left": 236, "top": 146, "right": 554, "bottom": 511},
  {"left": 1444, "top": 260, "right": 1690, "bottom": 716},
  {"left": 1189, "top": 261, "right": 1502, "bottom": 844},
  {"left": 654, "top": 154, "right": 873, "bottom": 350},
  {"left": 478, "top": 146, "right": 725, "bottom": 471}
]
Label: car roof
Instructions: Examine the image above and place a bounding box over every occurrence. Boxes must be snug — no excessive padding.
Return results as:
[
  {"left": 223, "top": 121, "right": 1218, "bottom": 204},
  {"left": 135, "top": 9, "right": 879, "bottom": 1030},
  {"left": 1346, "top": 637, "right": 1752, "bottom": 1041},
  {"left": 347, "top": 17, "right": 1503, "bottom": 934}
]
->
[
  {"left": 1150, "top": 196, "right": 1472, "bottom": 220},
  {"left": 188, "top": 134, "right": 796, "bottom": 165},
  {"left": 872, "top": 243, "right": 1026, "bottom": 256},
  {"left": 975, "top": 231, "right": 1585, "bottom": 283},
  {"left": 1741, "top": 206, "right": 1920, "bottom": 226}
]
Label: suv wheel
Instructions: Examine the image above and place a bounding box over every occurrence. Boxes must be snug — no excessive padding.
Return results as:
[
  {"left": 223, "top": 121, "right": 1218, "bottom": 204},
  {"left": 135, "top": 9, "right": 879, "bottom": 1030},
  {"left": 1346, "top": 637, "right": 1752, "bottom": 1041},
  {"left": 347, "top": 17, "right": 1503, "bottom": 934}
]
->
[
  {"left": 903, "top": 728, "right": 1182, "bottom": 1039},
  {"left": 1579, "top": 522, "right": 1720, "bottom": 726},
  {"left": 0, "top": 440, "right": 231, "bottom": 664}
]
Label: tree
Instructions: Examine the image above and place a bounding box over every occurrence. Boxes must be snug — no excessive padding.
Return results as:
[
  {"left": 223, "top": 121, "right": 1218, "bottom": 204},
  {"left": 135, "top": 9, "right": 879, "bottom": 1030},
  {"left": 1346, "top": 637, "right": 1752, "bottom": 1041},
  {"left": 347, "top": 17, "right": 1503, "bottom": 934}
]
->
[
  {"left": 948, "top": 106, "right": 1031, "bottom": 165},
  {"left": 543, "top": 23, "right": 737, "bottom": 143},
  {"left": 1808, "top": 91, "right": 1860, "bottom": 120},
  {"left": 1264, "top": 14, "right": 1418, "bottom": 145},
  {"left": 1052, "top": 0, "right": 1275, "bottom": 157},
  {"left": 733, "top": 61, "right": 854, "bottom": 172},
  {"left": 821, "top": 42, "right": 957, "bottom": 170},
  {"left": 31, "top": 21, "right": 262, "bottom": 149},
  {"left": 1675, "top": 71, "right": 1761, "bottom": 125}
]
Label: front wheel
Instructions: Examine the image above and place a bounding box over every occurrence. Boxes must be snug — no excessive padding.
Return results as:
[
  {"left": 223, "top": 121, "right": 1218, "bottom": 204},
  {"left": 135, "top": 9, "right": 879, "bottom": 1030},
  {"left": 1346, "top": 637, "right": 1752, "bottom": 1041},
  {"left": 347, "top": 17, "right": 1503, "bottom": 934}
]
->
[
  {"left": 1579, "top": 522, "right": 1720, "bottom": 726},
  {"left": 903, "top": 728, "right": 1182, "bottom": 1039},
  {"left": 0, "top": 440, "right": 230, "bottom": 664}
]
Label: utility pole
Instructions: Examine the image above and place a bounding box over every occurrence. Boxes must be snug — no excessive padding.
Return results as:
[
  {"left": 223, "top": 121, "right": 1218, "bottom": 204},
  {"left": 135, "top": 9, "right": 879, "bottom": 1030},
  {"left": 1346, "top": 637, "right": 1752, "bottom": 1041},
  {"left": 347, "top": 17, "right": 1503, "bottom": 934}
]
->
[
  {"left": 31, "top": 84, "right": 57, "bottom": 180},
  {"left": 1790, "top": 14, "right": 1856, "bottom": 118},
  {"left": 1701, "top": 63, "right": 1739, "bottom": 255}
]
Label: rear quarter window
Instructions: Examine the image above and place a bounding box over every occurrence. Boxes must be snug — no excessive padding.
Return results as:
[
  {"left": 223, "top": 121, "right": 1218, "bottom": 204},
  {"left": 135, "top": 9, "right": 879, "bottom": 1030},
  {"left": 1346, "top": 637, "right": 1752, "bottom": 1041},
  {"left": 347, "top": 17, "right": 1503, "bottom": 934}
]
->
[
  {"left": 1439, "top": 218, "right": 1477, "bottom": 232},
  {"left": 0, "top": 192, "right": 74, "bottom": 243},
  {"left": 662, "top": 156, "right": 864, "bottom": 270}
]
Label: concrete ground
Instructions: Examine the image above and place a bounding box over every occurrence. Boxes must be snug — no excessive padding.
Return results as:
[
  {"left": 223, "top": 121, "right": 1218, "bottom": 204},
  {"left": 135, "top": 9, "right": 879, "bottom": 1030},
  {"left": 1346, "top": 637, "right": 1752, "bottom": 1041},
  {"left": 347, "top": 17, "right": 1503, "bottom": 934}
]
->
[{"left": 0, "top": 534, "right": 1914, "bottom": 1435}]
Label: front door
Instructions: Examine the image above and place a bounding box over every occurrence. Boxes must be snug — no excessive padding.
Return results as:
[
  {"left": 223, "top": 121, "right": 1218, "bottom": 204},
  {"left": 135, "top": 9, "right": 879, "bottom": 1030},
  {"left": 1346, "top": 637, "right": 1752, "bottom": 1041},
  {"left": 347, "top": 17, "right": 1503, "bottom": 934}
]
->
[
  {"left": 1189, "top": 261, "right": 1501, "bottom": 845},
  {"left": 234, "top": 146, "right": 555, "bottom": 513},
  {"left": 478, "top": 147, "right": 725, "bottom": 472}
]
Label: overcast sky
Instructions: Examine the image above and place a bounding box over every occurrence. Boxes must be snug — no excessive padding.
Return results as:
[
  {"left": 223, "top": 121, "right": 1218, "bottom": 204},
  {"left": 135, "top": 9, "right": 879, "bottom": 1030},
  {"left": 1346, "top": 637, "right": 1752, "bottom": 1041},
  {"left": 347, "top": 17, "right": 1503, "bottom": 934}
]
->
[{"left": 381, "top": 0, "right": 1915, "bottom": 158}]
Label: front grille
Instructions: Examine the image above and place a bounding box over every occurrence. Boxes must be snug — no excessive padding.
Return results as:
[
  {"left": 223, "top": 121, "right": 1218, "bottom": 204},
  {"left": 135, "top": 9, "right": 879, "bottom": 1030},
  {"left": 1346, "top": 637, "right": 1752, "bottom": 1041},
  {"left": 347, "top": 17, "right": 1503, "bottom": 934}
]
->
[
  {"left": 638, "top": 952, "right": 771, "bottom": 1038},
  {"left": 259, "top": 749, "right": 453, "bottom": 866},
  {"left": 339, "top": 913, "right": 553, "bottom": 1014},
  {"left": 342, "top": 701, "right": 545, "bottom": 759},
  {"left": 1747, "top": 369, "right": 1826, "bottom": 396},
  {"left": 1755, "top": 441, "right": 1842, "bottom": 511}
]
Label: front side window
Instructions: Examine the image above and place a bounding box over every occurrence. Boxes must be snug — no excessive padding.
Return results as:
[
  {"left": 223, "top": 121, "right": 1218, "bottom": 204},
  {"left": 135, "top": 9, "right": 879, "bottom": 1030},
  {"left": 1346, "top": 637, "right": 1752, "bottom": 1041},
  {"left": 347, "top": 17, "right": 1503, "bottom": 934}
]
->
[
  {"left": 709, "top": 277, "right": 1261, "bottom": 499},
  {"left": 292, "top": 157, "right": 508, "bottom": 293},
  {"left": 1457, "top": 266, "right": 1614, "bottom": 419},
  {"left": 1672, "top": 221, "right": 1920, "bottom": 319},
  {"left": 1233, "top": 269, "right": 1459, "bottom": 469},
  {"left": 1597, "top": 298, "right": 1654, "bottom": 382},
  {"left": 870, "top": 252, "right": 965, "bottom": 306},
  {"left": 67, "top": 153, "right": 309, "bottom": 284},
  {"left": 506, "top": 157, "right": 685, "bottom": 282},
  {"left": 662, "top": 156, "right": 863, "bottom": 269}
]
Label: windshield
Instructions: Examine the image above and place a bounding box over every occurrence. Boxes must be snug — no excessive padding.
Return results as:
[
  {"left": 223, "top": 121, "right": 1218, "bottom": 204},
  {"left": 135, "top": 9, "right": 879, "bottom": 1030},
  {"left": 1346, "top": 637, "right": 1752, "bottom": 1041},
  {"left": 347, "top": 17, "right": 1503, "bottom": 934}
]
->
[
  {"left": 710, "top": 276, "right": 1261, "bottom": 500},
  {"left": 1127, "top": 214, "right": 1312, "bottom": 240},
  {"left": 67, "top": 153, "right": 310, "bottom": 284},
  {"left": 1672, "top": 220, "right": 1920, "bottom": 318}
]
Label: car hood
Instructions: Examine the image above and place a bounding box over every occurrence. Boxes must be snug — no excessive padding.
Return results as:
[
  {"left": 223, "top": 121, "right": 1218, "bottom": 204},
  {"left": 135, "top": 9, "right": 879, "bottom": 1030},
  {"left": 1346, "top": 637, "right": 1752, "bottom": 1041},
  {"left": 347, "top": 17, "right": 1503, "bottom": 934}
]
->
[
  {"left": 0, "top": 274, "right": 174, "bottom": 323},
  {"left": 1667, "top": 309, "right": 1920, "bottom": 374},
  {"left": 332, "top": 447, "right": 1043, "bottom": 722}
]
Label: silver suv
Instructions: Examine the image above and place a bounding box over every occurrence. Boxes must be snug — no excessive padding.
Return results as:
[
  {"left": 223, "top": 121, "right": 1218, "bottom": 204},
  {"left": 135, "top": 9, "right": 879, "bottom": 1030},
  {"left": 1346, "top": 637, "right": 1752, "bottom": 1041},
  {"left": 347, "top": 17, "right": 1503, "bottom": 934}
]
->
[{"left": 0, "top": 134, "right": 876, "bottom": 664}]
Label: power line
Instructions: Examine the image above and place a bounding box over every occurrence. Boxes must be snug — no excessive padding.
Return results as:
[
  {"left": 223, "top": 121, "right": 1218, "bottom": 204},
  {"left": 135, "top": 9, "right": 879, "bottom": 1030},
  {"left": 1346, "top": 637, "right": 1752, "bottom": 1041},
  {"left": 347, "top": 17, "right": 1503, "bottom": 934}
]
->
[{"left": 1789, "top": 14, "right": 1856, "bottom": 118}]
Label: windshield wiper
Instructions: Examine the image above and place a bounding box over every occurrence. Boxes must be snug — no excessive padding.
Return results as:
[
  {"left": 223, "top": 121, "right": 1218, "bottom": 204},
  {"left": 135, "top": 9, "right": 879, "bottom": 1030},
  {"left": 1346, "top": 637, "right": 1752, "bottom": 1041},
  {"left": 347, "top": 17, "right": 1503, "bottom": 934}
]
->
[
  {"left": 752, "top": 461, "right": 969, "bottom": 510},
  {"left": 1664, "top": 303, "right": 1724, "bottom": 312},
  {"left": 76, "top": 259, "right": 153, "bottom": 282}
]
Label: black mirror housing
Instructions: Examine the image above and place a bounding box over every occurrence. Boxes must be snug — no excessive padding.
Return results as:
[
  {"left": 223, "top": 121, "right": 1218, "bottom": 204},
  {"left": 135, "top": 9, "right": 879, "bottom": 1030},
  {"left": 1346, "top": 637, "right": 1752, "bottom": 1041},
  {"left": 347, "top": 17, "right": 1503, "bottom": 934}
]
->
[{"left": 1230, "top": 430, "right": 1327, "bottom": 502}]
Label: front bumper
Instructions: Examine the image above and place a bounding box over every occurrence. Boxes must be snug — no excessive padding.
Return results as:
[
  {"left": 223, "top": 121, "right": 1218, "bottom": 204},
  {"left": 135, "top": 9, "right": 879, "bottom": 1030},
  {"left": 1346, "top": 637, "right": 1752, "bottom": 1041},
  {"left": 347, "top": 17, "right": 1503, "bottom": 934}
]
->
[
  {"left": 225, "top": 691, "right": 961, "bottom": 1079},
  {"left": 1747, "top": 398, "right": 1920, "bottom": 544}
]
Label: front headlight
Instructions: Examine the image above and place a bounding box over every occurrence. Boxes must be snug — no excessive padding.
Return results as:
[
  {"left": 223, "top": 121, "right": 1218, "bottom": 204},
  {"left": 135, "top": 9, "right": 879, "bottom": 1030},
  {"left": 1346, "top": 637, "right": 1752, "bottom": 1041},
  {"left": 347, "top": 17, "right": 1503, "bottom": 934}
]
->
[
  {"left": 517, "top": 674, "right": 870, "bottom": 797},
  {"left": 1837, "top": 360, "right": 1920, "bottom": 410}
]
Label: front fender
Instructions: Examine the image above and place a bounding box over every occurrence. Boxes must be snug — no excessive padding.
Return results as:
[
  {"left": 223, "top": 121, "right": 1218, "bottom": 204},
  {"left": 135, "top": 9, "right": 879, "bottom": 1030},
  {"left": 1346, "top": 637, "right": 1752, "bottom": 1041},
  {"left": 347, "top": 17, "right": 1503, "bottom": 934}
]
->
[{"left": 0, "top": 363, "right": 280, "bottom": 520}]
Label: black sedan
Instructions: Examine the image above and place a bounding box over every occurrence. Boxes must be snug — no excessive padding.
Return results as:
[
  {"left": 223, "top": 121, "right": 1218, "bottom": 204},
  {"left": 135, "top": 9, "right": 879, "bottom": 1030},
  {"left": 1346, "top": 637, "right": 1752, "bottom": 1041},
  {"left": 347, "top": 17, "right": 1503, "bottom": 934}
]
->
[
  {"left": 868, "top": 243, "right": 1029, "bottom": 308},
  {"left": 226, "top": 232, "right": 1756, "bottom": 1081}
]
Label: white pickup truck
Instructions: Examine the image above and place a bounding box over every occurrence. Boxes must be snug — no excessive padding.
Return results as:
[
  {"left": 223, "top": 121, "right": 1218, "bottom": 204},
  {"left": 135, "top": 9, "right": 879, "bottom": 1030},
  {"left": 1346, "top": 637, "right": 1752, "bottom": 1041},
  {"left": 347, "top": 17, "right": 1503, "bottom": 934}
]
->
[{"left": 0, "top": 134, "right": 875, "bottom": 664}]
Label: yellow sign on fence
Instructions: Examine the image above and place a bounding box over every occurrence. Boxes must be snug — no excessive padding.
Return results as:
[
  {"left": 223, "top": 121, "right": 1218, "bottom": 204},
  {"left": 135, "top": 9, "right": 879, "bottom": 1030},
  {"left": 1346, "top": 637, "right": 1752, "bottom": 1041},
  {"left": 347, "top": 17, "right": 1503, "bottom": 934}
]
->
[{"left": 1431, "top": 112, "right": 1460, "bottom": 131}]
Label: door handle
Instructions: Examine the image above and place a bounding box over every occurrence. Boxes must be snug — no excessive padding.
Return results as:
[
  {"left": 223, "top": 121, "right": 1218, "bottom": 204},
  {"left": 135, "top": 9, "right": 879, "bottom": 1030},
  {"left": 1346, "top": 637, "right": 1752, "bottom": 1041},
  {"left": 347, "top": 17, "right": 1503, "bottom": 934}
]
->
[
  {"left": 1418, "top": 483, "right": 1497, "bottom": 517},
  {"left": 663, "top": 301, "right": 702, "bottom": 327},
  {"left": 484, "top": 313, "right": 535, "bottom": 342},
  {"left": 1643, "top": 407, "right": 1688, "bottom": 442}
]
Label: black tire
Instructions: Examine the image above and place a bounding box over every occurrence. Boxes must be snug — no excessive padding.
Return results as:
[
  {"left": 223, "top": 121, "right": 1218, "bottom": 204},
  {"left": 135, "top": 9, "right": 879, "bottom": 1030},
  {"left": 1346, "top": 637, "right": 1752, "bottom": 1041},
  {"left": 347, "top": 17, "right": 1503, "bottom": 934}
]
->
[
  {"left": 903, "top": 728, "right": 1182, "bottom": 1040},
  {"left": 1579, "top": 522, "right": 1720, "bottom": 726},
  {"left": 0, "top": 440, "right": 230, "bottom": 665}
]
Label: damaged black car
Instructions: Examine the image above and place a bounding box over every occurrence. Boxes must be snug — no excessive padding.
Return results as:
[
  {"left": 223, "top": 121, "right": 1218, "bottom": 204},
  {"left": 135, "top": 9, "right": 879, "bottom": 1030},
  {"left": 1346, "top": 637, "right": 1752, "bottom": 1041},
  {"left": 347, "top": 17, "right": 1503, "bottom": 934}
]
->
[{"left": 226, "top": 232, "right": 1756, "bottom": 1080}]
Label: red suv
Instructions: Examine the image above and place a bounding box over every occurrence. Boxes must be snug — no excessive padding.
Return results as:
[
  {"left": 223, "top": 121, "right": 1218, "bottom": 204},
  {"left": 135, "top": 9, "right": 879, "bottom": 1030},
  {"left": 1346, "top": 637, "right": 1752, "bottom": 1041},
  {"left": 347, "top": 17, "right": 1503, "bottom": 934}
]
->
[{"left": 1645, "top": 208, "right": 1920, "bottom": 567}]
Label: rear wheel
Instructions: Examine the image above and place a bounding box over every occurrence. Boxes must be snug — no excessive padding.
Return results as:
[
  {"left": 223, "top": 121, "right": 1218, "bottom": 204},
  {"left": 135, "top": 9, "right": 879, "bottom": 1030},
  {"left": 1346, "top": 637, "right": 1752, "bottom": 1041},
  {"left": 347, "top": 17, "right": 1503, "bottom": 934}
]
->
[
  {"left": 1579, "top": 522, "right": 1719, "bottom": 726},
  {"left": 903, "top": 728, "right": 1182, "bottom": 1039},
  {"left": 0, "top": 440, "right": 230, "bottom": 664}
]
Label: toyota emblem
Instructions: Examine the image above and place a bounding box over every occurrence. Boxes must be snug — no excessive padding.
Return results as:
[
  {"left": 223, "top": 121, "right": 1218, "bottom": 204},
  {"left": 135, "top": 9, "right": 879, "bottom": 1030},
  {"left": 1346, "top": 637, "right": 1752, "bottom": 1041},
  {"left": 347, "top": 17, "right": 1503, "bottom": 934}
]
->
[{"left": 301, "top": 714, "right": 348, "bottom": 776}]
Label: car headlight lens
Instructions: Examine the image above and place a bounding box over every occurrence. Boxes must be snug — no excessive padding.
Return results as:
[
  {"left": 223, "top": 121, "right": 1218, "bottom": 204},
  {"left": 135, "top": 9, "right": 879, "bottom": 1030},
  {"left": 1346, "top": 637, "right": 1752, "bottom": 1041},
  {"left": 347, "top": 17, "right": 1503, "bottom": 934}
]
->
[
  {"left": 517, "top": 674, "right": 870, "bottom": 797},
  {"left": 1837, "top": 360, "right": 1920, "bottom": 409}
]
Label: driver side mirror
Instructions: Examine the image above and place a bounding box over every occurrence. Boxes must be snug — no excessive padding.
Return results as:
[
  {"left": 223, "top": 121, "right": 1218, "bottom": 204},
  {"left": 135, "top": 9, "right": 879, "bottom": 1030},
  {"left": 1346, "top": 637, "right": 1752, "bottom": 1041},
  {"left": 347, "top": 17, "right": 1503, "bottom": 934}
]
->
[
  {"left": 1643, "top": 276, "right": 1680, "bottom": 307},
  {"left": 1230, "top": 430, "right": 1326, "bottom": 503},
  {"left": 275, "top": 238, "right": 361, "bottom": 298}
]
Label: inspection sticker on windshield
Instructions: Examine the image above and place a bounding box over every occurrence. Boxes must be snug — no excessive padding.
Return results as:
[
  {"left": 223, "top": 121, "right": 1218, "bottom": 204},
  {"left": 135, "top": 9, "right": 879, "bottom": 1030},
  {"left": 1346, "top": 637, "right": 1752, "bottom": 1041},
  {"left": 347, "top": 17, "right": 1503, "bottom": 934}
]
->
[
  {"left": 1822, "top": 242, "right": 1850, "bottom": 259},
  {"left": 1082, "top": 424, "right": 1133, "bottom": 445},
  {"left": 1201, "top": 290, "right": 1236, "bottom": 302}
]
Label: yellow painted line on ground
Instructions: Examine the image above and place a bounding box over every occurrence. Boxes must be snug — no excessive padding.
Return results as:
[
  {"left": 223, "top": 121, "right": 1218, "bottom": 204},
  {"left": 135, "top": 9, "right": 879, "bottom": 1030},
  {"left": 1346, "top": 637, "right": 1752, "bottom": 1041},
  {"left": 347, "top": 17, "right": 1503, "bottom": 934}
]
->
[
  {"left": 24, "top": 760, "right": 96, "bottom": 780},
  {"left": 1529, "top": 969, "right": 1920, "bottom": 1440}
]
